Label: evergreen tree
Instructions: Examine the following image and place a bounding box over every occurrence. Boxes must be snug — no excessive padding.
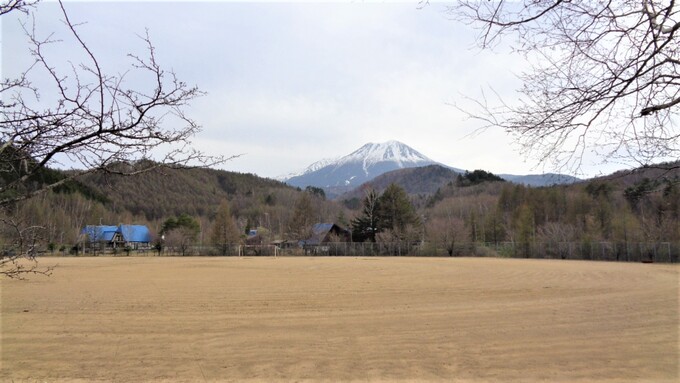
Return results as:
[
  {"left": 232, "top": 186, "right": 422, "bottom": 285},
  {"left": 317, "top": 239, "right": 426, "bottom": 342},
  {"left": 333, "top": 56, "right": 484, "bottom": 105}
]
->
[
  {"left": 351, "top": 189, "right": 381, "bottom": 242},
  {"left": 377, "top": 184, "right": 420, "bottom": 237},
  {"left": 352, "top": 184, "right": 420, "bottom": 242}
]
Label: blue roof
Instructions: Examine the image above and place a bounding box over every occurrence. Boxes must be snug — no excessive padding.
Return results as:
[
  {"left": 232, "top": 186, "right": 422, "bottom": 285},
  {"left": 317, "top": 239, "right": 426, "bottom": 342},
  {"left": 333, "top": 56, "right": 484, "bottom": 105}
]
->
[
  {"left": 81, "top": 225, "right": 118, "bottom": 242},
  {"left": 81, "top": 225, "right": 151, "bottom": 243},
  {"left": 118, "top": 225, "right": 151, "bottom": 243}
]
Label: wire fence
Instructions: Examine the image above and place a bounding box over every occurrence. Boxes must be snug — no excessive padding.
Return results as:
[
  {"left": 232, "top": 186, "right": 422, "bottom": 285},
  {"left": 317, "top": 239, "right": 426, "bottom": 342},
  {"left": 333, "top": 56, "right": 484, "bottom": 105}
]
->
[
  {"left": 33, "top": 241, "right": 679, "bottom": 263},
  {"left": 160, "top": 241, "right": 679, "bottom": 263}
]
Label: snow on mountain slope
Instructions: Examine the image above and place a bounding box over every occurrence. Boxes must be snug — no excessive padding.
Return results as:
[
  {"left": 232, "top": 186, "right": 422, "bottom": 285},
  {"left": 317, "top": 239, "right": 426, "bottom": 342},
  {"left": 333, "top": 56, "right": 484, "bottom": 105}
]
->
[
  {"left": 284, "top": 141, "right": 437, "bottom": 195},
  {"left": 336, "top": 140, "right": 433, "bottom": 175},
  {"left": 277, "top": 157, "right": 338, "bottom": 181},
  {"left": 282, "top": 140, "right": 581, "bottom": 198}
]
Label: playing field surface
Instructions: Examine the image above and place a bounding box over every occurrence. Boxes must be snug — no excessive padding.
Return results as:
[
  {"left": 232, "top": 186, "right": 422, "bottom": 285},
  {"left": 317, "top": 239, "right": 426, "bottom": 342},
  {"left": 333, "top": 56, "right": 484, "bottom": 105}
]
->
[{"left": 1, "top": 256, "right": 678, "bottom": 382}]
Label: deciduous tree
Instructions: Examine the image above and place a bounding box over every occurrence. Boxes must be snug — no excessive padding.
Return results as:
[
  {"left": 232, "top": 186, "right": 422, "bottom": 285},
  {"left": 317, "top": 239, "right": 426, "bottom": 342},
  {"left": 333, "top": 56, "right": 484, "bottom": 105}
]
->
[
  {"left": 287, "top": 192, "right": 315, "bottom": 240},
  {"left": 452, "top": 1, "right": 680, "bottom": 172},
  {"left": 161, "top": 214, "right": 199, "bottom": 256},
  {"left": 1, "top": 0, "right": 225, "bottom": 276},
  {"left": 210, "top": 200, "right": 240, "bottom": 255}
]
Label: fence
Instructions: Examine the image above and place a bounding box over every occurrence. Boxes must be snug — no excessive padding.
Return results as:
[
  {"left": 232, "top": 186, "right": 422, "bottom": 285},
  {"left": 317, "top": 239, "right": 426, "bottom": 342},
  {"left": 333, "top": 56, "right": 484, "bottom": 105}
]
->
[
  {"left": 472, "top": 241, "right": 678, "bottom": 263},
  {"left": 161, "top": 241, "right": 679, "bottom": 263},
  {"left": 32, "top": 241, "right": 679, "bottom": 263}
]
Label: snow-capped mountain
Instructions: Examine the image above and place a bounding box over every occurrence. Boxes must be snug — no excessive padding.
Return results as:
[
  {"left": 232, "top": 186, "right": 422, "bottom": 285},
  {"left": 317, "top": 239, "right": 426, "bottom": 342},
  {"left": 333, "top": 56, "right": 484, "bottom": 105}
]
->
[
  {"left": 283, "top": 140, "right": 581, "bottom": 198},
  {"left": 284, "top": 141, "right": 439, "bottom": 195}
]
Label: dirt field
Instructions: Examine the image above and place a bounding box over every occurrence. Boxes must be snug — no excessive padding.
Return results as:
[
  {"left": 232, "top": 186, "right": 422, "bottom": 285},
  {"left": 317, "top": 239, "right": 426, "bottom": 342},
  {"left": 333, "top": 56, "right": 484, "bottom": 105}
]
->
[{"left": 1, "top": 256, "right": 678, "bottom": 382}]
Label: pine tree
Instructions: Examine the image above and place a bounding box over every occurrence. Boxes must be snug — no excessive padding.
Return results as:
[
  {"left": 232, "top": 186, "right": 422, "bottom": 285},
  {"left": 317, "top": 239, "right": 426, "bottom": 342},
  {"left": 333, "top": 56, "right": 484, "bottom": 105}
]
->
[
  {"left": 377, "top": 184, "right": 419, "bottom": 239},
  {"left": 351, "top": 189, "right": 381, "bottom": 242}
]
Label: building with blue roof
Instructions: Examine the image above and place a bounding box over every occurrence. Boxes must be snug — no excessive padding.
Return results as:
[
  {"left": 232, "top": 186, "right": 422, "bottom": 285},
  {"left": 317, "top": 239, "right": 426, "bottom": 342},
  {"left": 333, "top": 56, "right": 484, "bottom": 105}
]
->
[{"left": 81, "top": 224, "right": 152, "bottom": 251}]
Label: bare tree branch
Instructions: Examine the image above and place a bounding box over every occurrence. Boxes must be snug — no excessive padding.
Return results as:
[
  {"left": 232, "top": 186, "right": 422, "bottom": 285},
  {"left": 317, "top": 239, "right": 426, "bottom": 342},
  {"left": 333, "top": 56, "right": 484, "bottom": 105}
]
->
[
  {"left": 0, "top": 215, "right": 53, "bottom": 279},
  {"left": 1, "top": 0, "right": 227, "bottom": 207},
  {"left": 1, "top": 0, "right": 228, "bottom": 277},
  {"left": 451, "top": 0, "right": 680, "bottom": 173}
]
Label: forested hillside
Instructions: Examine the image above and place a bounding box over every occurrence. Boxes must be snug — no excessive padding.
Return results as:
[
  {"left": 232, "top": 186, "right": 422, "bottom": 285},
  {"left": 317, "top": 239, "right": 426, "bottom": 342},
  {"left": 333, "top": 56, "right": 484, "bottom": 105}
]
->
[
  {"left": 80, "top": 164, "right": 291, "bottom": 221},
  {"left": 0, "top": 162, "right": 346, "bottom": 251},
  {"left": 424, "top": 163, "right": 680, "bottom": 258},
  {"left": 1, "top": 159, "right": 677, "bottom": 259},
  {"left": 338, "top": 165, "right": 458, "bottom": 203}
]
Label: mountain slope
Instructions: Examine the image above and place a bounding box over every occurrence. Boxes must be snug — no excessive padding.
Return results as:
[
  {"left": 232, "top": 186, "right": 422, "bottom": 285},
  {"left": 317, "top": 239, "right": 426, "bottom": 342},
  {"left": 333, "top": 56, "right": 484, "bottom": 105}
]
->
[
  {"left": 285, "top": 141, "right": 439, "bottom": 196},
  {"left": 79, "top": 163, "right": 296, "bottom": 221},
  {"left": 337, "top": 164, "right": 460, "bottom": 202}
]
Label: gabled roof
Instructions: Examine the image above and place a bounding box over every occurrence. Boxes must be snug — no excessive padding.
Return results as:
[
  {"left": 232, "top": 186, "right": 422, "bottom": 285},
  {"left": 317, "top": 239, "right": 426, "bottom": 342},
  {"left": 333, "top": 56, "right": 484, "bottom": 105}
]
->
[
  {"left": 304, "top": 223, "right": 350, "bottom": 246},
  {"left": 118, "top": 225, "right": 151, "bottom": 243},
  {"left": 81, "top": 225, "right": 151, "bottom": 243},
  {"left": 81, "top": 225, "right": 118, "bottom": 242},
  {"left": 312, "top": 223, "right": 335, "bottom": 235}
]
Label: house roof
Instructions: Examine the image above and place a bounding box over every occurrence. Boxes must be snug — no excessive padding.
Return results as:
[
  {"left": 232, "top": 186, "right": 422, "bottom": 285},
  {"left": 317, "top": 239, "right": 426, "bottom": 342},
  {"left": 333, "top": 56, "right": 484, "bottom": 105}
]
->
[
  {"left": 81, "top": 225, "right": 118, "bottom": 242},
  {"left": 312, "top": 223, "right": 335, "bottom": 235},
  {"left": 118, "top": 225, "right": 151, "bottom": 243},
  {"left": 304, "top": 223, "right": 349, "bottom": 246},
  {"left": 81, "top": 225, "right": 151, "bottom": 243}
]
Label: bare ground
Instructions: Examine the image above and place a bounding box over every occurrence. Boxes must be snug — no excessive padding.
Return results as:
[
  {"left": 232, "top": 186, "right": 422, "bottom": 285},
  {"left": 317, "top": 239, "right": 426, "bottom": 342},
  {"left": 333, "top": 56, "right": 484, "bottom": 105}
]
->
[{"left": 1, "top": 256, "right": 678, "bottom": 382}]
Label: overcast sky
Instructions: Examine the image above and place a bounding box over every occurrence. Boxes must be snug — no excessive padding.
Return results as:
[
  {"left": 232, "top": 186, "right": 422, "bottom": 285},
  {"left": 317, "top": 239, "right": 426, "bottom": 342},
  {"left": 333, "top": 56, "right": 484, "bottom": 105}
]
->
[{"left": 3, "top": 1, "right": 623, "bottom": 179}]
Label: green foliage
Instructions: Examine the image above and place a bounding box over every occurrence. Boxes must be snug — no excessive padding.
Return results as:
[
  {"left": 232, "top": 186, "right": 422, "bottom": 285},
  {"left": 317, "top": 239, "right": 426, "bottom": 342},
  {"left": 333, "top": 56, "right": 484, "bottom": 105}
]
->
[
  {"left": 624, "top": 178, "right": 657, "bottom": 209},
  {"left": 351, "top": 184, "right": 420, "bottom": 242},
  {"left": 585, "top": 181, "right": 613, "bottom": 198},
  {"left": 377, "top": 184, "right": 419, "bottom": 233},
  {"left": 0, "top": 144, "right": 109, "bottom": 205},
  {"left": 457, "top": 170, "right": 505, "bottom": 187},
  {"left": 351, "top": 189, "right": 381, "bottom": 242},
  {"left": 161, "top": 214, "right": 200, "bottom": 236}
]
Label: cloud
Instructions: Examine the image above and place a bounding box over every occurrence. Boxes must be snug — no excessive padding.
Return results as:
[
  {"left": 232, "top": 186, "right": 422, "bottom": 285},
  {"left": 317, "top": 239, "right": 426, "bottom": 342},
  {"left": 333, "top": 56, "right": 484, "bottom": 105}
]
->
[{"left": 6, "top": 1, "right": 610, "bottom": 179}]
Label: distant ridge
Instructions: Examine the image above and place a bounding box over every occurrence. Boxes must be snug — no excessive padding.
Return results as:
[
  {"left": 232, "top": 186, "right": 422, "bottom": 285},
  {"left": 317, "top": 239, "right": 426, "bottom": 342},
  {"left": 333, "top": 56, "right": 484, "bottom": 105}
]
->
[
  {"left": 499, "top": 173, "right": 581, "bottom": 187},
  {"left": 283, "top": 140, "right": 582, "bottom": 197}
]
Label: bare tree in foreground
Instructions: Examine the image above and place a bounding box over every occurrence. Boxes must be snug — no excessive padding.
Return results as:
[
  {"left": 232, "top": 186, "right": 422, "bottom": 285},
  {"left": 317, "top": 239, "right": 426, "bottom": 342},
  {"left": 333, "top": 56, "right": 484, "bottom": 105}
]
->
[
  {"left": 0, "top": 216, "right": 53, "bottom": 279},
  {"left": 451, "top": 1, "right": 680, "bottom": 173},
  {"left": 1, "top": 0, "right": 226, "bottom": 277}
]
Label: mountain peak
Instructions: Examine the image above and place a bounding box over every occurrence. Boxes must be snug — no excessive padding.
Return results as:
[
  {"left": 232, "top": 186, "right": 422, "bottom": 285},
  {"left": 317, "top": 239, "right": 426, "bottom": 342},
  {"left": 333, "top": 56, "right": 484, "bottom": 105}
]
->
[
  {"left": 284, "top": 141, "right": 437, "bottom": 197},
  {"left": 339, "top": 141, "right": 433, "bottom": 173}
]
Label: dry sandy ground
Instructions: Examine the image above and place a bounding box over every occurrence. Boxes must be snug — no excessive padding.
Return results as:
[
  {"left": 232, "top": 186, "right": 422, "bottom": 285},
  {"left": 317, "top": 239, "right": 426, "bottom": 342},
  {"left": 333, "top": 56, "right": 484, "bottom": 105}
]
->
[{"left": 1, "top": 256, "right": 678, "bottom": 383}]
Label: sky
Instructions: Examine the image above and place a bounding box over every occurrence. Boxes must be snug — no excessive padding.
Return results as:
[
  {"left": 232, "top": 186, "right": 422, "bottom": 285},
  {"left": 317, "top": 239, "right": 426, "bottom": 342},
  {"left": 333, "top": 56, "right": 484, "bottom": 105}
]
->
[{"left": 2, "top": 1, "right": 624, "bottom": 179}]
